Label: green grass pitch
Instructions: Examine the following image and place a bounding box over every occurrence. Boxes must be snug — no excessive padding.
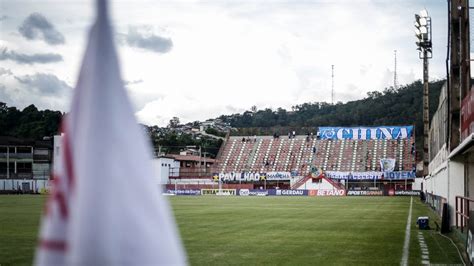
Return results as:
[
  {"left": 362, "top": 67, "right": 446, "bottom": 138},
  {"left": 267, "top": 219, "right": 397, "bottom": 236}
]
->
[{"left": 0, "top": 195, "right": 465, "bottom": 265}]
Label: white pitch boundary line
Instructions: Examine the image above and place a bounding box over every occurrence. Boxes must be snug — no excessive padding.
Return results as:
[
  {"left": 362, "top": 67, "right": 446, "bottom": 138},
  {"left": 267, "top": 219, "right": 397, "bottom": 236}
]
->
[
  {"left": 401, "top": 196, "right": 413, "bottom": 266},
  {"left": 418, "top": 232, "right": 430, "bottom": 265}
]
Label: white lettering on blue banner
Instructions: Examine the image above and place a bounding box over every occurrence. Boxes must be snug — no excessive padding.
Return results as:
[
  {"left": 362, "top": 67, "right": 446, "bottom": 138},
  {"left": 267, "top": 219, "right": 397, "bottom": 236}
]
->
[
  {"left": 325, "top": 171, "right": 383, "bottom": 180},
  {"left": 319, "top": 126, "right": 413, "bottom": 140},
  {"left": 325, "top": 171, "right": 416, "bottom": 180},
  {"left": 216, "top": 172, "right": 291, "bottom": 182}
]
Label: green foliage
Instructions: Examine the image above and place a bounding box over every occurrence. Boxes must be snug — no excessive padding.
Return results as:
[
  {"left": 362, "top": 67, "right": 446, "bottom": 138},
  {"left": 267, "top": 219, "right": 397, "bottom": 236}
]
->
[
  {"left": 204, "top": 127, "right": 226, "bottom": 137},
  {"left": 151, "top": 131, "right": 223, "bottom": 158},
  {"left": 0, "top": 102, "right": 62, "bottom": 140},
  {"left": 219, "top": 80, "right": 445, "bottom": 159}
]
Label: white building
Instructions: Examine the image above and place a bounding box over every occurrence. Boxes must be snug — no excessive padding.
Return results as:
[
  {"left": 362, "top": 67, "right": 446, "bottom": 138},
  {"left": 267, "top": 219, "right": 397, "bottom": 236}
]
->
[{"left": 153, "top": 156, "right": 179, "bottom": 185}]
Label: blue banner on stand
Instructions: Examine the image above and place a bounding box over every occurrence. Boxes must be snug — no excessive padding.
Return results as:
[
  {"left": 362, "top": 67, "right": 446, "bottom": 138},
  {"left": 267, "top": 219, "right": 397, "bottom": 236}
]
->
[{"left": 319, "top": 126, "right": 413, "bottom": 140}]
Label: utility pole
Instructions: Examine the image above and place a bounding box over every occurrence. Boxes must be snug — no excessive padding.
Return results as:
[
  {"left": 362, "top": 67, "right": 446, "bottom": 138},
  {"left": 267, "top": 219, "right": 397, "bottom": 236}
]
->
[
  {"left": 422, "top": 49, "right": 430, "bottom": 176},
  {"left": 6, "top": 146, "right": 9, "bottom": 179},
  {"left": 199, "top": 146, "right": 202, "bottom": 177}
]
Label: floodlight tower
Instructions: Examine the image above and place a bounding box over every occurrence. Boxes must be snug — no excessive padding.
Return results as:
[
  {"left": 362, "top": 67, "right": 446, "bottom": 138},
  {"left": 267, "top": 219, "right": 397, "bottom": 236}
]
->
[{"left": 414, "top": 9, "right": 432, "bottom": 177}]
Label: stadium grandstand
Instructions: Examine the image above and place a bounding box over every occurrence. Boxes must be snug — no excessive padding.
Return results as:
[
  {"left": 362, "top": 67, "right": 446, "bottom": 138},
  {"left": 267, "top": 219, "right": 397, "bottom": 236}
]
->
[{"left": 167, "top": 126, "right": 417, "bottom": 194}]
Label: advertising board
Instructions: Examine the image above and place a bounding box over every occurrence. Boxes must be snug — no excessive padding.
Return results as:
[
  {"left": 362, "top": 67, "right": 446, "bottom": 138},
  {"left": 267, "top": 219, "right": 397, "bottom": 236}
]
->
[
  {"left": 308, "top": 189, "right": 346, "bottom": 196},
  {"left": 165, "top": 189, "right": 201, "bottom": 196},
  {"left": 275, "top": 189, "right": 308, "bottom": 196},
  {"left": 201, "top": 189, "right": 237, "bottom": 195},
  {"left": 394, "top": 190, "right": 420, "bottom": 196},
  {"left": 237, "top": 189, "right": 269, "bottom": 196},
  {"left": 347, "top": 190, "right": 383, "bottom": 196}
]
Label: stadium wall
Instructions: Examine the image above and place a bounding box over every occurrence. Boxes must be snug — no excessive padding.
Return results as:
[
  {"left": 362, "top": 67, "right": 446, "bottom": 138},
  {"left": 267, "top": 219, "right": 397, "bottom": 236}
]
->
[
  {"left": 297, "top": 177, "right": 339, "bottom": 190},
  {"left": 425, "top": 152, "right": 464, "bottom": 226},
  {"left": 426, "top": 83, "right": 464, "bottom": 226},
  {"left": 0, "top": 179, "right": 51, "bottom": 193}
]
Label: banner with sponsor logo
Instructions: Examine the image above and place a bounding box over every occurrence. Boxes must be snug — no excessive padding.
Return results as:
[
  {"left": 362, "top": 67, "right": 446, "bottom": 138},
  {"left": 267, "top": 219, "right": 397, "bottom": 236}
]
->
[
  {"left": 266, "top": 172, "right": 292, "bottom": 180},
  {"left": 201, "top": 189, "right": 237, "bottom": 195},
  {"left": 238, "top": 189, "right": 269, "bottom": 196},
  {"left": 214, "top": 172, "right": 292, "bottom": 182},
  {"left": 308, "top": 189, "right": 346, "bottom": 196},
  {"left": 319, "top": 126, "right": 413, "bottom": 140},
  {"left": 394, "top": 190, "right": 420, "bottom": 196},
  {"left": 347, "top": 190, "right": 383, "bottom": 196},
  {"left": 166, "top": 189, "right": 201, "bottom": 196},
  {"left": 275, "top": 189, "right": 308, "bottom": 196}
]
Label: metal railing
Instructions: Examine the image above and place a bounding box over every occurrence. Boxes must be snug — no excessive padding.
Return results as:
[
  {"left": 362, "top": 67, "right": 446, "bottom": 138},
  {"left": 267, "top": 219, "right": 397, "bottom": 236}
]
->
[
  {"left": 169, "top": 167, "right": 214, "bottom": 178},
  {"left": 0, "top": 153, "right": 33, "bottom": 159},
  {"left": 455, "top": 195, "right": 474, "bottom": 232}
]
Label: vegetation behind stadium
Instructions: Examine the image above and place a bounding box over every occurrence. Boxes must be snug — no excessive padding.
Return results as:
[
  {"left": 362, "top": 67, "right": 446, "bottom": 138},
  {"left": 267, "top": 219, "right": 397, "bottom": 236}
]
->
[{"left": 0, "top": 79, "right": 444, "bottom": 159}]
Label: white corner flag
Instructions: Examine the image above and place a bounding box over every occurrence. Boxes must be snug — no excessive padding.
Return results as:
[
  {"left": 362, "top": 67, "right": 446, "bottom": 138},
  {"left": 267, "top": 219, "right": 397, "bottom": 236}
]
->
[{"left": 34, "top": 0, "right": 187, "bottom": 265}]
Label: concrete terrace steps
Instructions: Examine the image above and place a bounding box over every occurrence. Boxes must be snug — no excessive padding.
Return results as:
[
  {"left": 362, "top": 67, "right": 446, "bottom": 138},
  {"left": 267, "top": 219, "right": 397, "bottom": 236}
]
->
[{"left": 216, "top": 136, "right": 415, "bottom": 175}]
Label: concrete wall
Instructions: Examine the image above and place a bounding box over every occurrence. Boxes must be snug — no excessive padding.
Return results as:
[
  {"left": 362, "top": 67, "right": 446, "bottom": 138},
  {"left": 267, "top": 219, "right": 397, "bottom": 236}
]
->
[
  {"left": 425, "top": 158, "right": 465, "bottom": 226},
  {"left": 300, "top": 177, "right": 337, "bottom": 190},
  {"left": 425, "top": 166, "right": 449, "bottom": 199},
  {"left": 447, "top": 161, "right": 465, "bottom": 225},
  {"left": 412, "top": 178, "right": 423, "bottom": 190},
  {"left": 464, "top": 153, "right": 474, "bottom": 200},
  {"left": 0, "top": 179, "right": 51, "bottom": 192}
]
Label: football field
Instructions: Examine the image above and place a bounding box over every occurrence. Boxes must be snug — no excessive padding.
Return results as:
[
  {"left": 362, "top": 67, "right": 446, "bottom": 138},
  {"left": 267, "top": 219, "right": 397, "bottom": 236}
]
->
[{"left": 0, "top": 195, "right": 465, "bottom": 265}]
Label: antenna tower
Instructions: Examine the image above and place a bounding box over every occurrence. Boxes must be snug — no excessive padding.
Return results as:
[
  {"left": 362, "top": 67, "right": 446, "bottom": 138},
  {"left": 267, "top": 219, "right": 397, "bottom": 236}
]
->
[
  {"left": 331, "top": 65, "right": 334, "bottom": 104},
  {"left": 394, "top": 50, "right": 398, "bottom": 89}
]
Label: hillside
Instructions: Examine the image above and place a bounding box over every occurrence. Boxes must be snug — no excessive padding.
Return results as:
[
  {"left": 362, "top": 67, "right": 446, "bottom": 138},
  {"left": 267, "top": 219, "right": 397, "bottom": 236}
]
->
[
  {"left": 0, "top": 79, "right": 444, "bottom": 160},
  {"left": 218, "top": 80, "right": 445, "bottom": 160}
]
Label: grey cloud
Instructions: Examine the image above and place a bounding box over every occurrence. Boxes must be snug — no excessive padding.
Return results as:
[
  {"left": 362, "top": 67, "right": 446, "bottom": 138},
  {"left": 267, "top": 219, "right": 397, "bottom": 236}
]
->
[
  {"left": 18, "top": 13, "right": 65, "bottom": 45},
  {"left": 225, "top": 105, "right": 245, "bottom": 114},
  {"left": 0, "top": 48, "right": 62, "bottom": 64},
  {"left": 128, "top": 90, "right": 164, "bottom": 111},
  {"left": 0, "top": 15, "right": 8, "bottom": 21},
  {"left": 15, "top": 73, "right": 72, "bottom": 95},
  {"left": 0, "top": 85, "right": 14, "bottom": 105},
  {"left": 0, "top": 67, "right": 13, "bottom": 76},
  {"left": 125, "top": 28, "right": 172, "bottom": 53},
  {"left": 0, "top": 83, "right": 69, "bottom": 111}
]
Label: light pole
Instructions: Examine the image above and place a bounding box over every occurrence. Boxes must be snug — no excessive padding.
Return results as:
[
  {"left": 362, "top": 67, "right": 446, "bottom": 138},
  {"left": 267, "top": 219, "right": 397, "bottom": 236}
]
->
[{"left": 414, "top": 9, "right": 432, "bottom": 177}]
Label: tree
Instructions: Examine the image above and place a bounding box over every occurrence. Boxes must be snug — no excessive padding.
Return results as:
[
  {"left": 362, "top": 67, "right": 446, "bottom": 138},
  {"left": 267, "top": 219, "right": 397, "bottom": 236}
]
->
[
  {"left": 0, "top": 103, "right": 62, "bottom": 140},
  {"left": 168, "top": 117, "right": 180, "bottom": 128},
  {"left": 250, "top": 105, "right": 257, "bottom": 113}
]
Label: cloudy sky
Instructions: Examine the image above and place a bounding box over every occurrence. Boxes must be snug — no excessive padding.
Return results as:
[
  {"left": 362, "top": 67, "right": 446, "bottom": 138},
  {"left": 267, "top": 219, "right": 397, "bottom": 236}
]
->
[{"left": 0, "top": 0, "right": 454, "bottom": 126}]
